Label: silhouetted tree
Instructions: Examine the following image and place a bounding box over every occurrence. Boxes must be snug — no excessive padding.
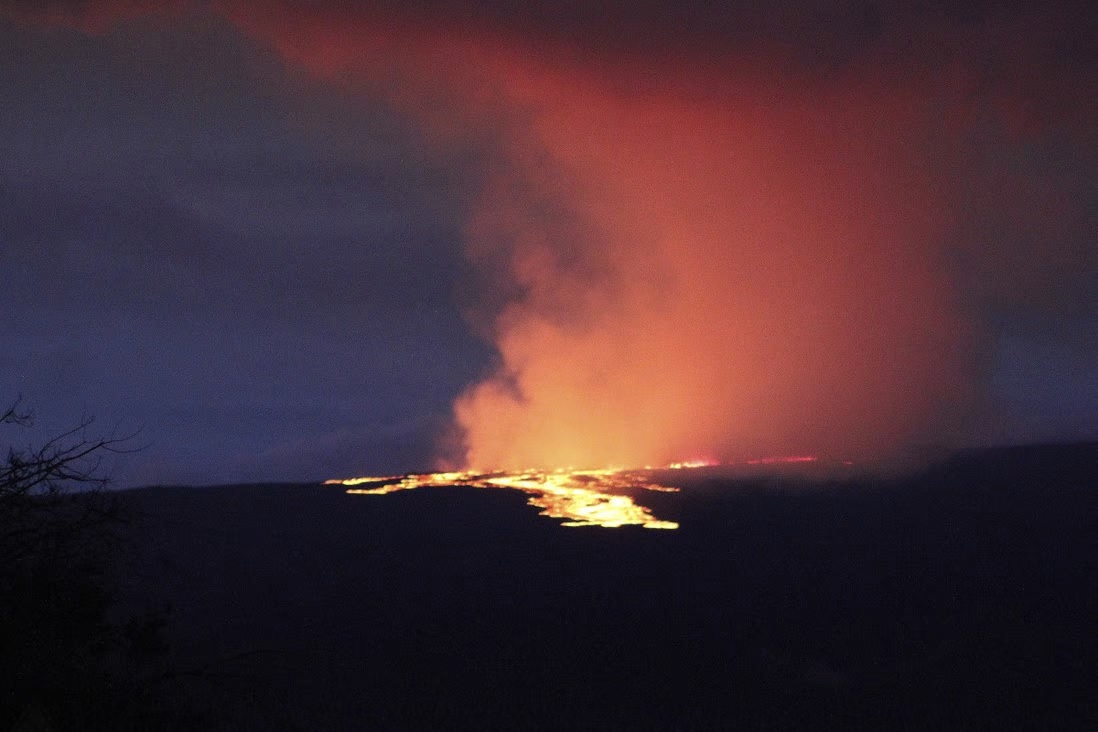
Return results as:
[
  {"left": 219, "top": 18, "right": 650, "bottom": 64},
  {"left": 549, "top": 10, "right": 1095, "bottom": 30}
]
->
[
  {"left": 0, "top": 398, "right": 173, "bottom": 731},
  {"left": 0, "top": 397, "right": 132, "bottom": 561}
]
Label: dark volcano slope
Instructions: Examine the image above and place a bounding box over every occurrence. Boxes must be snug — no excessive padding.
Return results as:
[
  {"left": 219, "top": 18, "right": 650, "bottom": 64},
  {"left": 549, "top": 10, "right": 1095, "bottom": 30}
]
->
[{"left": 119, "top": 443, "right": 1096, "bottom": 730}]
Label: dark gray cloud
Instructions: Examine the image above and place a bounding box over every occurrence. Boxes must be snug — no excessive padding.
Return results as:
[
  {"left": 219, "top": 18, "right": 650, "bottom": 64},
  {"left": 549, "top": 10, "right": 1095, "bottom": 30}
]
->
[
  {"left": 0, "top": 13, "right": 494, "bottom": 484},
  {"left": 205, "top": 0, "right": 1096, "bottom": 130}
]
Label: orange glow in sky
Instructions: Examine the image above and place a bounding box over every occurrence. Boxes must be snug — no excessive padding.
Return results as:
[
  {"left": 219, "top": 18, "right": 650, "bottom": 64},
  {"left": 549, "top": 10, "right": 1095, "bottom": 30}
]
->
[{"left": 212, "top": 5, "right": 974, "bottom": 473}]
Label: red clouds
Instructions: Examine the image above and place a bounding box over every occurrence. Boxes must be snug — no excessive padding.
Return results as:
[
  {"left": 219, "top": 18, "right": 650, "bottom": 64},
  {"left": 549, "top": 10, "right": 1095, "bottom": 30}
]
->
[{"left": 213, "top": 5, "right": 978, "bottom": 466}]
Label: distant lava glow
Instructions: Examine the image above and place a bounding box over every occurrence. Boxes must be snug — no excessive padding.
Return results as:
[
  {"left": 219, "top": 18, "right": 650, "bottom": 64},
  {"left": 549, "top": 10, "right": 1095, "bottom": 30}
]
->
[
  {"left": 325, "top": 457, "right": 823, "bottom": 529},
  {"left": 326, "top": 467, "right": 681, "bottom": 529}
]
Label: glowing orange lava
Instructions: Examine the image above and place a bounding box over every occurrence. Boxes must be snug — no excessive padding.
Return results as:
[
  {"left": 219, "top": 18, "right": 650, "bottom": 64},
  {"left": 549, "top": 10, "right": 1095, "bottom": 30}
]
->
[
  {"left": 742, "top": 456, "right": 818, "bottom": 465},
  {"left": 326, "top": 467, "right": 682, "bottom": 529},
  {"left": 667, "top": 460, "right": 720, "bottom": 469},
  {"left": 326, "top": 457, "right": 832, "bottom": 529}
]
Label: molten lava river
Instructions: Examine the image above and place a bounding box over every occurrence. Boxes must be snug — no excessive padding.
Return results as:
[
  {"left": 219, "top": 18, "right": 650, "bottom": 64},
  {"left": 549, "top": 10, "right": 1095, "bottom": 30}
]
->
[{"left": 325, "top": 458, "right": 820, "bottom": 530}]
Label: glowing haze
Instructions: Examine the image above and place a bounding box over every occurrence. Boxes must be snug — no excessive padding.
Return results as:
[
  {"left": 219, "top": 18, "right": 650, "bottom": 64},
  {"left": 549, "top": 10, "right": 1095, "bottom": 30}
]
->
[
  {"left": 215, "top": 1, "right": 1089, "bottom": 470},
  {"left": 10, "top": 1, "right": 1093, "bottom": 473},
  {"left": 453, "top": 76, "right": 967, "bottom": 469},
  {"left": 218, "top": 4, "right": 972, "bottom": 469}
]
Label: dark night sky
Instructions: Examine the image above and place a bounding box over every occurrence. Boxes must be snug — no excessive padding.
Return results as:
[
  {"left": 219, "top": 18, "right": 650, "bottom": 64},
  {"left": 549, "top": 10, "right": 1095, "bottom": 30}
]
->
[{"left": 1, "top": 1, "right": 1095, "bottom": 485}]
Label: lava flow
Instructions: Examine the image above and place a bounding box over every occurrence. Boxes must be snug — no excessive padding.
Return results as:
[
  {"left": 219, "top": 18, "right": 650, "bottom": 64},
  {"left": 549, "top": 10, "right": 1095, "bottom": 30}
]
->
[
  {"left": 326, "top": 457, "right": 830, "bottom": 529},
  {"left": 325, "top": 467, "right": 683, "bottom": 529}
]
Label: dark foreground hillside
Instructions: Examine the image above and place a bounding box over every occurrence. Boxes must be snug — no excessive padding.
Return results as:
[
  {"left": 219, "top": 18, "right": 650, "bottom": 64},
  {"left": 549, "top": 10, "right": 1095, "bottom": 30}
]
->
[{"left": 116, "top": 444, "right": 1096, "bottom": 730}]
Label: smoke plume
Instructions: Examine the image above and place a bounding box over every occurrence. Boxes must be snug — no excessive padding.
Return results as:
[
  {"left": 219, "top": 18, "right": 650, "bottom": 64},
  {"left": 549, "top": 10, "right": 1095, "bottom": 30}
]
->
[{"left": 8, "top": 0, "right": 1095, "bottom": 468}]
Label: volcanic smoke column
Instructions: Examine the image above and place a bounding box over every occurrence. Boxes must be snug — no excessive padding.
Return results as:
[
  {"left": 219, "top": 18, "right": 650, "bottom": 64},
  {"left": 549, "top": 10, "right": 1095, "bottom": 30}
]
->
[
  {"left": 451, "top": 66, "right": 969, "bottom": 470},
  {"left": 6, "top": 1, "right": 1095, "bottom": 471},
  {"left": 218, "top": 4, "right": 973, "bottom": 470}
]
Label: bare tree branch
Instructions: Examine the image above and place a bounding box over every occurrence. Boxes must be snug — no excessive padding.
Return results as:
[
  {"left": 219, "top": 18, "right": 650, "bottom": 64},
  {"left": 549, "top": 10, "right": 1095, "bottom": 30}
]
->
[{"left": 0, "top": 399, "right": 144, "bottom": 572}]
